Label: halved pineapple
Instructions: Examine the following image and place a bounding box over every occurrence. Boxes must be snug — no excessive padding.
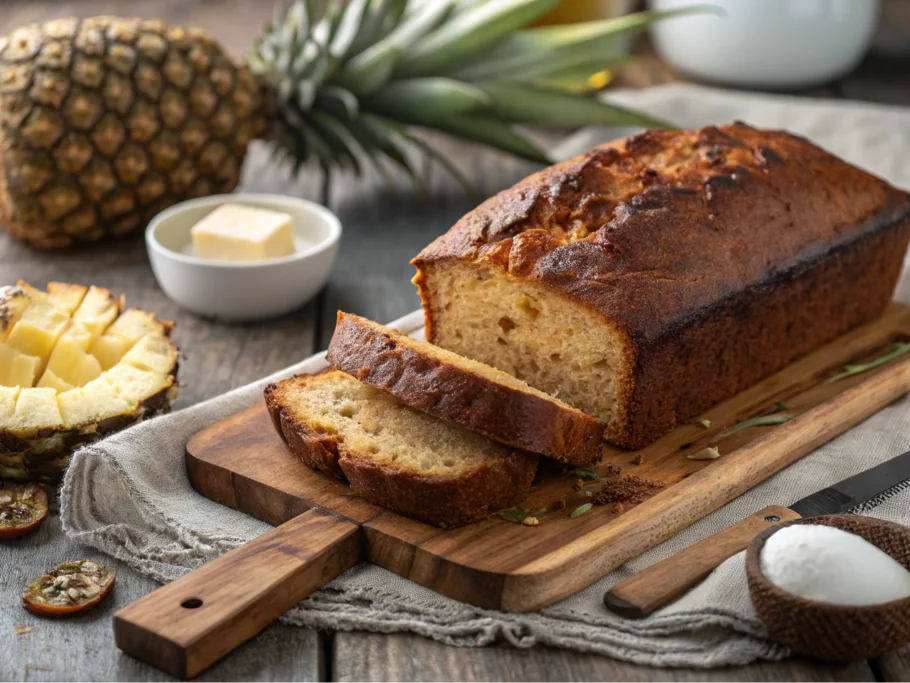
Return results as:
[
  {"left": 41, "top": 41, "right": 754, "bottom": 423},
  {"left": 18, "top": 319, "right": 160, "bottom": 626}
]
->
[{"left": 0, "top": 282, "right": 179, "bottom": 481}]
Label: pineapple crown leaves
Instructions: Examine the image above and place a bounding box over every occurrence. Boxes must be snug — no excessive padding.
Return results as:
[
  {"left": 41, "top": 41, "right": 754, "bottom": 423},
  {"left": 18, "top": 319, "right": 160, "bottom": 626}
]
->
[{"left": 248, "top": 0, "right": 713, "bottom": 192}]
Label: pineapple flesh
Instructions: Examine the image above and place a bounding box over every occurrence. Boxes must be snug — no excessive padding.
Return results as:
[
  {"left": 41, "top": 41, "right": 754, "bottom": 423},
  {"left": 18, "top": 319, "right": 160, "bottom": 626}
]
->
[{"left": 0, "top": 281, "right": 179, "bottom": 480}]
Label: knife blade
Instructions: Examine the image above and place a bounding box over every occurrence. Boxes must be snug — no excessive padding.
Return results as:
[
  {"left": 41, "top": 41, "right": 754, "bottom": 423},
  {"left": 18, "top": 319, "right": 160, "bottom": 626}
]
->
[{"left": 603, "top": 449, "right": 910, "bottom": 618}]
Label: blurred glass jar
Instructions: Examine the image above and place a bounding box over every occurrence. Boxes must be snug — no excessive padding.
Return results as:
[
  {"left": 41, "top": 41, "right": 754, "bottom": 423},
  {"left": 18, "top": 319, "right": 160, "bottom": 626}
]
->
[
  {"left": 648, "top": 0, "right": 880, "bottom": 89},
  {"left": 533, "top": 0, "right": 636, "bottom": 25}
]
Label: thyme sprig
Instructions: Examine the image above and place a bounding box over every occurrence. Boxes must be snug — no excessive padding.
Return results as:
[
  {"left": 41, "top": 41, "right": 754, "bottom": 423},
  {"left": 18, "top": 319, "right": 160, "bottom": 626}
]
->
[{"left": 826, "top": 342, "right": 910, "bottom": 383}]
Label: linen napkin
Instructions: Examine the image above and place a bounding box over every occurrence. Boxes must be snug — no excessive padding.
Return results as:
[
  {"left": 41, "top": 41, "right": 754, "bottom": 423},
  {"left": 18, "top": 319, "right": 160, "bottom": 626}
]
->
[{"left": 61, "top": 84, "right": 910, "bottom": 668}]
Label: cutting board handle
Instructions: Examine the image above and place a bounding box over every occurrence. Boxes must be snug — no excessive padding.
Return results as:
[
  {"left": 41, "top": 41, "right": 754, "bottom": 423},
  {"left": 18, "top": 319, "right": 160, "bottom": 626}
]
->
[
  {"left": 113, "top": 508, "right": 362, "bottom": 679},
  {"left": 603, "top": 505, "right": 801, "bottom": 618}
]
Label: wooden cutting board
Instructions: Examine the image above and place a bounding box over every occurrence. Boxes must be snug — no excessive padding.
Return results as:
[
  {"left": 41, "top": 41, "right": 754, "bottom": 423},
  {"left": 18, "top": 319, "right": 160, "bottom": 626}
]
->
[{"left": 114, "top": 303, "right": 910, "bottom": 678}]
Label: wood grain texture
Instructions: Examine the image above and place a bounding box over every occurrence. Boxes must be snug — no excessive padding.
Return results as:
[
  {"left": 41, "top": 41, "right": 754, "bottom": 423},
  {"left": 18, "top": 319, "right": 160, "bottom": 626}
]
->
[
  {"left": 603, "top": 505, "right": 802, "bottom": 618},
  {"left": 187, "top": 303, "right": 910, "bottom": 614},
  {"left": 331, "top": 632, "right": 876, "bottom": 682},
  {"left": 3, "top": 2, "right": 910, "bottom": 680},
  {"left": 874, "top": 646, "right": 910, "bottom": 681},
  {"left": 114, "top": 508, "right": 361, "bottom": 679}
]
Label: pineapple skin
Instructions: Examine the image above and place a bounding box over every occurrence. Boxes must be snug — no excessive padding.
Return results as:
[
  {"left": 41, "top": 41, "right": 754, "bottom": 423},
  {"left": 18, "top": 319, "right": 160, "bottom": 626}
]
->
[
  {"left": 0, "top": 373, "right": 177, "bottom": 481},
  {"left": 0, "top": 17, "right": 267, "bottom": 248}
]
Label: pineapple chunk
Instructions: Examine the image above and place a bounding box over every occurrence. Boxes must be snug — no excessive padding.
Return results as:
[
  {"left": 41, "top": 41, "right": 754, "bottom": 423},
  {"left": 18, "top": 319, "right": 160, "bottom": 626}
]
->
[
  {"left": 106, "top": 309, "right": 164, "bottom": 342},
  {"left": 4, "top": 301, "right": 69, "bottom": 365},
  {"left": 122, "top": 334, "right": 178, "bottom": 375},
  {"left": 103, "top": 364, "right": 170, "bottom": 405},
  {"left": 58, "top": 378, "right": 131, "bottom": 427},
  {"left": 17, "top": 280, "right": 88, "bottom": 314},
  {"left": 0, "top": 342, "right": 41, "bottom": 387},
  {"left": 0, "top": 386, "right": 20, "bottom": 421},
  {"left": 9, "top": 388, "right": 63, "bottom": 430},
  {"left": 90, "top": 335, "right": 131, "bottom": 371},
  {"left": 89, "top": 309, "right": 165, "bottom": 370},
  {"left": 72, "top": 286, "right": 122, "bottom": 339},
  {"left": 42, "top": 322, "right": 101, "bottom": 387},
  {"left": 37, "top": 369, "right": 75, "bottom": 392}
]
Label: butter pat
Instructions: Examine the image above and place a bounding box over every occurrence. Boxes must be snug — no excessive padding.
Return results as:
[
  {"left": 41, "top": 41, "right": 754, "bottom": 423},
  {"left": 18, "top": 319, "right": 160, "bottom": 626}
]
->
[{"left": 191, "top": 204, "right": 295, "bottom": 262}]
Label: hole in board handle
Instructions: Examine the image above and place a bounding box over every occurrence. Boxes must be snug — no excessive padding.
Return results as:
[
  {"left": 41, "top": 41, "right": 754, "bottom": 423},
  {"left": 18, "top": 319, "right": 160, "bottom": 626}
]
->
[
  {"left": 764, "top": 515, "right": 780, "bottom": 523},
  {"left": 181, "top": 598, "right": 203, "bottom": 609}
]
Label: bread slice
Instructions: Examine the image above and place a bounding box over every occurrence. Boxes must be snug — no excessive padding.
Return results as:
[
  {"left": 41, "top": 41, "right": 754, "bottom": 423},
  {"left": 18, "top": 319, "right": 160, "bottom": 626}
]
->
[
  {"left": 264, "top": 370, "right": 538, "bottom": 527},
  {"left": 326, "top": 312, "right": 605, "bottom": 466}
]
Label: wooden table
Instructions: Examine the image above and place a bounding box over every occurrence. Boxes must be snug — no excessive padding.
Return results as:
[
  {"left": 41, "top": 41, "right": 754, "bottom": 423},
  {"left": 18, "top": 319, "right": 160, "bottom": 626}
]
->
[{"left": 2, "top": 1, "right": 910, "bottom": 680}]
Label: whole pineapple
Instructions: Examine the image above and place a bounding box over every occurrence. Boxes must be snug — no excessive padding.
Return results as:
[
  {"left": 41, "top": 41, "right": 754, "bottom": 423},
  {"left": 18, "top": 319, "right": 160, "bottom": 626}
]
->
[
  {"left": 0, "top": 1, "right": 685, "bottom": 248},
  {"left": 0, "top": 17, "right": 265, "bottom": 247}
]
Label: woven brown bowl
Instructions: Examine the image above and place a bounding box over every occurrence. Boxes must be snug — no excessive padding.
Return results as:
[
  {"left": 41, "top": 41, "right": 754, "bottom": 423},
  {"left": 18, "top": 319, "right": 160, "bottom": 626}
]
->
[{"left": 746, "top": 514, "right": 910, "bottom": 661}]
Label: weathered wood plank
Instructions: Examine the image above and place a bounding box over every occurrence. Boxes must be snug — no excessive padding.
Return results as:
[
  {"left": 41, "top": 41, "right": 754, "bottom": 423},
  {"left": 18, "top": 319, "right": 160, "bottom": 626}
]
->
[
  {"left": 872, "top": 646, "right": 910, "bottom": 682},
  {"left": 332, "top": 632, "right": 875, "bottom": 682},
  {"left": 0, "top": 516, "right": 324, "bottom": 683}
]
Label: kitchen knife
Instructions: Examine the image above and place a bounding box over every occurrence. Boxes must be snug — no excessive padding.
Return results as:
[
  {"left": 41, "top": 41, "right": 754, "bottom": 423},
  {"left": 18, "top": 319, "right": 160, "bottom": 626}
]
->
[{"left": 603, "top": 448, "right": 910, "bottom": 618}]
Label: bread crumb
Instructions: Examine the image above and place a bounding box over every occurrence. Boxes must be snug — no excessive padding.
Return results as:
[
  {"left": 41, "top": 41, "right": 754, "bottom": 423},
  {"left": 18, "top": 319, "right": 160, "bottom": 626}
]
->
[
  {"left": 592, "top": 475, "right": 664, "bottom": 506},
  {"left": 14, "top": 624, "right": 35, "bottom": 636},
  {"left": 612, "top": 502, "right": 624, "bottom": 514},
  {"left": 521, "top": 516, "right": 539, "bottom": 526},
  {"left": 573, "top": 478, "right": 584, "bottom": 492},
  {"left": 604, "top": 462, "right": 621, "bottom": 477},
  {"left": 557, "top": 499, "right": 567, "bottom": 511},
  {"left": 632, "top": 454, "right": 643, "bottom": 466}
]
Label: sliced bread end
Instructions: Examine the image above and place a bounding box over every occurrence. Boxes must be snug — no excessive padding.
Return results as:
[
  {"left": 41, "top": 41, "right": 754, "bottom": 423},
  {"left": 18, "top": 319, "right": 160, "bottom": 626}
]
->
[
  {"left": 264, "top": 370, "right": 538, "bottom": 527},
  {"left": 327, "top": 312, "right": 605, "bottom": 465}
]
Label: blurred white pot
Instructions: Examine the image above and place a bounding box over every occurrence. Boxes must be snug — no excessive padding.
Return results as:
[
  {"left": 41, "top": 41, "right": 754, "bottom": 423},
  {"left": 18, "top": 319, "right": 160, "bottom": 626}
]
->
[{"left": 648, "top": 0, "right": 880, "bottom": 89}]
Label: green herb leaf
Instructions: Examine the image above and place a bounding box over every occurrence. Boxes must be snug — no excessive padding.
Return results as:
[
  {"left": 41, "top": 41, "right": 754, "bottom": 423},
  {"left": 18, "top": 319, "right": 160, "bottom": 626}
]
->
[
  {"left": 717, "top": 414, "right": 792, "bottom": 438},
  {"left": 530, "top": 507, "right": 548, "bottom": 519},
  {"left": 570, "top": 503, "right": 593, "bottom": 518},
  {"left": 774, "top": 401, "right": 789, "bottom": 412},
  {"left": 826, "top": 342, "right": 910, "bottom": 383},
  {"left": 573, "top": 467, "right": 599, "bottom": 481},
  {"left": 498, "top": 506, "right": 529, "bottom": 523}
]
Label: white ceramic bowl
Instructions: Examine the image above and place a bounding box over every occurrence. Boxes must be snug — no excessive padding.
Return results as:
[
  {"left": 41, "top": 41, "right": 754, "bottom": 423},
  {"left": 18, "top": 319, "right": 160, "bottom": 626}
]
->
[
  {"left": 648, "top": 0, "right": 880, "bottom": 89},
  {"left": 146, "top": 193, "right": 341, "bottom": 321}
]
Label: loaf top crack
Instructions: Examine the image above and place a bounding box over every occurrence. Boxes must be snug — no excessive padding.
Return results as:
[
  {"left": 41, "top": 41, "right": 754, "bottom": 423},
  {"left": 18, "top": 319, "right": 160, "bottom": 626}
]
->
[{"left": 413, "top": 123, "right": 910, "bottom": 346}]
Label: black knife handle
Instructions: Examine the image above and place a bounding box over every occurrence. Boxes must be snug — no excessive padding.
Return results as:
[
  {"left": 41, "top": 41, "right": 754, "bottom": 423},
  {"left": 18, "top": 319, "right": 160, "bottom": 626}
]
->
[{"left": 603, "top": 505, "right": 802, "bottom": 618}]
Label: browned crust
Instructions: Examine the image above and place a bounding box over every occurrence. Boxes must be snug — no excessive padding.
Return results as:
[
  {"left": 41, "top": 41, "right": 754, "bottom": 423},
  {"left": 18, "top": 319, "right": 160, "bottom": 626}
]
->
[
  {"left": 263, "top": 372, "right": 539, "bottom": 527},
  {"left": 339, "top": 448, "right": 537, "bottom": 528},
  {"left": 412, "top": 123, "right": 910, "bottom": 343},
  {"left": 412, "top": 123, "right": 910, "bottom": 449},
  {"left": 615, "top": 217, "right": 910, "bottom": 448},
  {"left": 326, "top": 312, "right": 605, "bottom": 465},
  {"left": 264, "top": 374, "right": 345, "bottom": 480}
]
